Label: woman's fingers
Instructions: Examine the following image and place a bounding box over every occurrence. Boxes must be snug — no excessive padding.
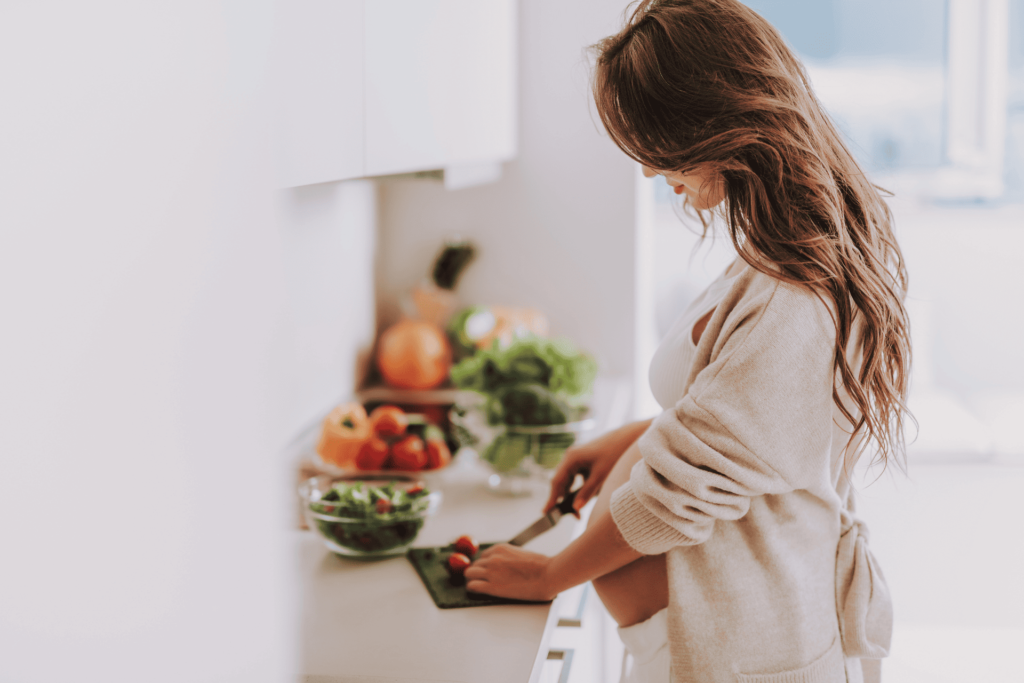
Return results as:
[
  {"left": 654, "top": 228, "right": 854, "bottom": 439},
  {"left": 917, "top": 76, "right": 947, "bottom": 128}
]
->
[
  {"left": 573, "top": 477, "right": 600, "bottom": 511},
  {"left": 544, "top": 459, "right": 580, "bottom": 513},
  {"left": 584, "top": 455, "right": 622, "bottom": 508},
  {"left": 463, "top": 563, "right": 487, "bottom": 580},
  {"left": 542, "top": 484, "right": 561, "bottom": 514},
  {"left": 465, "top": 557, "right": 492, "bottom": 593}
]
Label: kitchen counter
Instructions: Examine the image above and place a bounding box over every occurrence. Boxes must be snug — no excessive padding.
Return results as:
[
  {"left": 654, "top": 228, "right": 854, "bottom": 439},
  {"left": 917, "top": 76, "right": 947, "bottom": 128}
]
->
[
  {"left": 291, "top": 377, "right": 630, "bottom": 683},
  {"left": 294, "top": 455, "right": 584, "bottom": 683}
]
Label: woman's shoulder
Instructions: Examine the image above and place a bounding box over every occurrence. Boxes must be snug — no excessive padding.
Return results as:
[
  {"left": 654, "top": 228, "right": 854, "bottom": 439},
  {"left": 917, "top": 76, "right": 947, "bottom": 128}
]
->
[{"left": 718, "top": 262, "right": 838, "bottom": 353}]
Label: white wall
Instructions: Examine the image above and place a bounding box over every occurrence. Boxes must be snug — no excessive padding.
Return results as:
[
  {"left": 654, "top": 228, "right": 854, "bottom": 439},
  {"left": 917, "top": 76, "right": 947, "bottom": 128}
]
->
[
  {"left": 376, "top": 0, "right": 639, "bottom": 379},
  {"left": 279, "top": 180, "right": 378, "bottom": 438},
  {"left": 0, "top": 3, "right": 378, "bottom": 680}
]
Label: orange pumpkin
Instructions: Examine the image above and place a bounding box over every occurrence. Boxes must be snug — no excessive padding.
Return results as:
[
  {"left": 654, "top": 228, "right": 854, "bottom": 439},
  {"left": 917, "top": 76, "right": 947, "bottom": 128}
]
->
[{"left": 376, "top": 319, "right": 451, "bottom": 390}]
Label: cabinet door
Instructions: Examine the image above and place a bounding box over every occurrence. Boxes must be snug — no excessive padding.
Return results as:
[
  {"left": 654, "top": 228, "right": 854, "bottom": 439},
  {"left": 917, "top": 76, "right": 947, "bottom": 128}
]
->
[
  {"left": 278, "top": 0, "right": 364, "bottom": 187},
  {"left": 365, "top": 0, "right": 517, "bottom": 177},
  {"left": 436, "top": 0, "right": 517, "bottom": 167}
]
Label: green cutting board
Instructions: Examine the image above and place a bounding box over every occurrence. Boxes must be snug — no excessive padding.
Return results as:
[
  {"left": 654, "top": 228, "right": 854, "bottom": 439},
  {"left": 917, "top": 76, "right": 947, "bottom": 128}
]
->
[{"left": 406, "top": 544, "right": 552, "bottom": 609}]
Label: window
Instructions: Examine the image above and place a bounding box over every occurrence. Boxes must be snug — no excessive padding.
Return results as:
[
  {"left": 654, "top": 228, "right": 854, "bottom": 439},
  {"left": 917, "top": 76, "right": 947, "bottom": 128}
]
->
[{"left": 650, "top": 0, "right": 1024, "bottom": 203}]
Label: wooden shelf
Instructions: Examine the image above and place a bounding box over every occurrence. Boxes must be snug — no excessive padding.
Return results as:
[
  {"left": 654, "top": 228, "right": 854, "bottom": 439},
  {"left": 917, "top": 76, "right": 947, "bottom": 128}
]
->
[{"left": 355, "top": 384, "right": 475, "bottom": 405}]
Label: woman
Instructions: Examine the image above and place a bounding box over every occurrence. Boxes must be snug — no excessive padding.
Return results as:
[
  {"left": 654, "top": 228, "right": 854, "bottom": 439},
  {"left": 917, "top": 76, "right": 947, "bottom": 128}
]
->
[{"left": 464, "top": 1, "right": 912, "bottom": 682}]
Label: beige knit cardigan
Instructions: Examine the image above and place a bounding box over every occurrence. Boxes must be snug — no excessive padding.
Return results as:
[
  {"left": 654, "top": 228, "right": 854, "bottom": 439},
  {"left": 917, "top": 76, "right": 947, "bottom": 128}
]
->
[{"left": 611, "top": 264, "right": 893, "bottom": 683}]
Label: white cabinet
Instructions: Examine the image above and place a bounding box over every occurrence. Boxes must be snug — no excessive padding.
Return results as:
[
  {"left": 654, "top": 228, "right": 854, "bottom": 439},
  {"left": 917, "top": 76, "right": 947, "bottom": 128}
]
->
[
  {"left": 277, "top": 0, "right": 365, "bottom": 188},
  {"left": 365, "top": 0, "right": 517, "bottom": 177},
  {"left": 545, "top": 583, "right": 624, "bottom": 683},
  {"left": 278, "top": 0, "right": 517, "bottom": 188}
]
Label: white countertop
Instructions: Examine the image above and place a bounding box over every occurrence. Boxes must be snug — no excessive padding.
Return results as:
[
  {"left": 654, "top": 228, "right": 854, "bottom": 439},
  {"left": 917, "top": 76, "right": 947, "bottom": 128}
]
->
[{"left": 294, "top": 455, "right": 583, "bottom": 683}]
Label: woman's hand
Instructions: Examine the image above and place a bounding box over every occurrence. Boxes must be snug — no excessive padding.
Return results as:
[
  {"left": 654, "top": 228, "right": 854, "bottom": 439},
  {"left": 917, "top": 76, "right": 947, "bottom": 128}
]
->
[
  {"left": 466, "top": 504, "right": 647, "bottom": 603},
  {"left": 544, "top": 419, "right": 653, "bottom": 515},
  {"left": 464, "top": 544, "right": 557, "bottom": 602}
]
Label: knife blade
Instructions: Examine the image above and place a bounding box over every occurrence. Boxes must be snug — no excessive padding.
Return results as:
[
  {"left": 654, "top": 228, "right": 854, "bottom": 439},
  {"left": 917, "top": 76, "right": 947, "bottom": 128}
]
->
[{"left": 507, "top": 488, "right": 579, "bottom": 547}]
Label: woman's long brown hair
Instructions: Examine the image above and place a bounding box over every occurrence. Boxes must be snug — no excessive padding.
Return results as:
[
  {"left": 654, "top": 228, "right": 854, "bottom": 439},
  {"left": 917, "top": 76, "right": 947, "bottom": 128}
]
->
[{"left": 591, "top": 0, "right": 913, "bottom": 471}]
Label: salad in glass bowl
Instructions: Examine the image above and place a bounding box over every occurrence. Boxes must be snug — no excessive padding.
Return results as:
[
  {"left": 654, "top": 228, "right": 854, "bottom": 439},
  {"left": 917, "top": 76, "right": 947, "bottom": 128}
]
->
[
  {"left": 299, "top": 473, "right": 442, "bottom": 558},
  {"left": 448, "top": 335, "right": 597, "bottom": 495}
]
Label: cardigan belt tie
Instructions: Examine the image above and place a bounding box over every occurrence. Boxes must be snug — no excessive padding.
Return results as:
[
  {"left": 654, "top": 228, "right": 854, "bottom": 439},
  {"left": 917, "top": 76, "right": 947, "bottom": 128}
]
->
[{"left": 835, "top": 508, "right": 894, "bottom": 659}]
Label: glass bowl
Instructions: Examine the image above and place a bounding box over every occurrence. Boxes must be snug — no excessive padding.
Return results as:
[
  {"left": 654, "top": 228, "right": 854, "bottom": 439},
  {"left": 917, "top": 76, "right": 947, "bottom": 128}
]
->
[
  {"left": 299, "top": 472, "right": 442, "bottom": 559},
  {"left": 449, "top": 402, "right": 595, "bottom": 496}
]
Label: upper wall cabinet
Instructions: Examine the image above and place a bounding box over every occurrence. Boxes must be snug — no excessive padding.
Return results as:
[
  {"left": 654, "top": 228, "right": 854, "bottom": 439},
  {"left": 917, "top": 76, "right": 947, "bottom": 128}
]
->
[
  {"left": 278, "top": 0, "right": 517, "bottom": 188},
  {"left": 278, "top": 0, "right": 365, "bottom": 188}
]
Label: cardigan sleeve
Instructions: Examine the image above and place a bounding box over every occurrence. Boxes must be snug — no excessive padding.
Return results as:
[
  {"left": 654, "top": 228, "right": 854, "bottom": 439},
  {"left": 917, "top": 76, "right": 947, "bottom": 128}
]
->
[{"left": 611, "top": 282, "right": 839, "bottom": 555}]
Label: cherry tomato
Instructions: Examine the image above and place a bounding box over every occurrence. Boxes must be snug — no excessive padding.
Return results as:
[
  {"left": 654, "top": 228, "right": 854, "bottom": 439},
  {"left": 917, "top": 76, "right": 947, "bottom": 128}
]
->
[
  {"left": 425, "top": 439, "right": 452, "bottom": 470},
  {"left": 390, "top": 435, "right": 427, "bottom": 471},
  {"left": 355, "top": 437, "right": 390, "bottom": 470},
  {"left": 453, "top": 535, "right": 479, "bottom": 558},
  {"left": 369, "top": 405, "right": 408, "bottom": 438},
  {"left": 406, "top": 483, "right": 425, "bottom": 496},
  {"left": 375, "top": 498, "right": 393, "bottom": 514},
  {"left": 446, "top": 552, "right": 471, "bottom": 577},
  {"left": 420, "top": 405, "right": 447, "bottom": 426}
]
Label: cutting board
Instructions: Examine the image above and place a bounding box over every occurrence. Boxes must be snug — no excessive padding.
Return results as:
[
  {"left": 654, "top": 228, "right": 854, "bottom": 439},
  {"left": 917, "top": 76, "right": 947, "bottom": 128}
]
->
[{"left": 406, "top": 544, "right": 551, "bottom": 609}]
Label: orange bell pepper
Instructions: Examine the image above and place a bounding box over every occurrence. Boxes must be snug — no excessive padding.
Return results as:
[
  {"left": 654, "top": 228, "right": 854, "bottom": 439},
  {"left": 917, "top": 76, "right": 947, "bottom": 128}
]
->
[{"left": 316, "top": 403, "right": 370, "bottom": 469}]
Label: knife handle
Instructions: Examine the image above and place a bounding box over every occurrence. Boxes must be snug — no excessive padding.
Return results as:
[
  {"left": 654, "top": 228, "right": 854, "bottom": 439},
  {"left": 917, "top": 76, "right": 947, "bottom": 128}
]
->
[{"left": 555, "top": 487, "right": 579, "bottom": 516}]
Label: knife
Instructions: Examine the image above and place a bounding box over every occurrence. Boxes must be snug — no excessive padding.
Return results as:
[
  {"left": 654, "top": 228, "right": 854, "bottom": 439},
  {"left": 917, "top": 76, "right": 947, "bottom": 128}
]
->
[{"left": 507, "top": 488, "right": 579, "bottom": 547}]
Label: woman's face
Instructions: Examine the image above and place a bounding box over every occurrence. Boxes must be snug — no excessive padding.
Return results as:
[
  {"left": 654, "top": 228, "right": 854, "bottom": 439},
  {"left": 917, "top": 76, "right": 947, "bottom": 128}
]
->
[{"left": 641, "top": 165, "right": 725, "bottom": 210}]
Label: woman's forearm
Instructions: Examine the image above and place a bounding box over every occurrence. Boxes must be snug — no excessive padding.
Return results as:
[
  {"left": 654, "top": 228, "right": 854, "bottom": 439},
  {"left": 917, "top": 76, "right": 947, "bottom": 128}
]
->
[
  {"left": 543, "top": 492, "right": 644, "bottom": 596},
  {"left": 609, "top": 418, "right": 654, "bottom": 452},
  {"left": 466, "top": 428, "right": 653, "bottom": 601},
  {"left": 541, "top": 425, "right": 652, "bottom": 592}
]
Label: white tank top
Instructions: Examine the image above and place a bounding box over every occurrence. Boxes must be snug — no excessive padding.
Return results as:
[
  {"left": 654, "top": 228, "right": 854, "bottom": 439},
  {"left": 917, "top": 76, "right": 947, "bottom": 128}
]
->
[{"left": 649, "top": 260, "right": 744, "bottom": 410}]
